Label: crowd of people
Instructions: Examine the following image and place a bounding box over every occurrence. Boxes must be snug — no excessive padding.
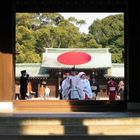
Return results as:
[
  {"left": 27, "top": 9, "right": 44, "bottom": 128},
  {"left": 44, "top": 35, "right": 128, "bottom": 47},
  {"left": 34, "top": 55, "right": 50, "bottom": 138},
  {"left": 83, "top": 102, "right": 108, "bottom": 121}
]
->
[
  {"left": 15, "top": 69, "right": 125, "bottom": 101},
  {"left": 107, "top": 78, "right": 125, "bottom": 100},
  {"left": 60, "top": 68, "right": 125, "bottom": 101},
  {"left": 60, "top": 68, "right": 100, "bottom": 100}
]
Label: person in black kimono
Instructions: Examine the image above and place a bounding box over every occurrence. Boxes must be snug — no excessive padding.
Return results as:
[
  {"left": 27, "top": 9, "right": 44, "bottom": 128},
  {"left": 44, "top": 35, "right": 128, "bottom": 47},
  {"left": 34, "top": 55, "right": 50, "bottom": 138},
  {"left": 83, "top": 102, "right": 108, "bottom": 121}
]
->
[
  {"left": 20, "top": 70, "right": 29, "bottom": 100},
  {"left": 90, "top": 76, "right": 100, "bottom": 100}
]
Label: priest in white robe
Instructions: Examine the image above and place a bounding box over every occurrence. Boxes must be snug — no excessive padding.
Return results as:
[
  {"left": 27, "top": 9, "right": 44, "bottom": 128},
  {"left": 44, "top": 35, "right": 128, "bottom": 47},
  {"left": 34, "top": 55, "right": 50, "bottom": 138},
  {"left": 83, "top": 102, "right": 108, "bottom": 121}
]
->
[{"left": 62, "top": 68, "right": 85, "bottom": 100}]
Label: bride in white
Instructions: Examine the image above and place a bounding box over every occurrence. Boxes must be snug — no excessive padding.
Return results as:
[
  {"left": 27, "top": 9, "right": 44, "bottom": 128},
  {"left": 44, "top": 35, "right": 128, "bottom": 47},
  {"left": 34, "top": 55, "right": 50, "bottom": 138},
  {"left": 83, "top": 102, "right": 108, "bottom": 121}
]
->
[{"left": 78, "top": 72, "right": 93, "bottom": 100}]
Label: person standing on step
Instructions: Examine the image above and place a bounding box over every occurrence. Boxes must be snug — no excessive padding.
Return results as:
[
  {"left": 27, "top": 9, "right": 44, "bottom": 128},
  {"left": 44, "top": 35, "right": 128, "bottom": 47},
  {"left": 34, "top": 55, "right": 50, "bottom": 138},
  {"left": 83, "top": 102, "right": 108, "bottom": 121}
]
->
[{"left": 20, "top": 70, "right": 29, "bottom": 100}]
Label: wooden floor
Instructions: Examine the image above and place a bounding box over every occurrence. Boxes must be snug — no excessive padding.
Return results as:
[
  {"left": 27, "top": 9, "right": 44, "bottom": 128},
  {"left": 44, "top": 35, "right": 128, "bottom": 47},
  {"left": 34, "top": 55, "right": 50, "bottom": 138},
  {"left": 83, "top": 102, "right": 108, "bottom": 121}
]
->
[{"left": 13, "top": 100, "right": 127, "bottom": 113}]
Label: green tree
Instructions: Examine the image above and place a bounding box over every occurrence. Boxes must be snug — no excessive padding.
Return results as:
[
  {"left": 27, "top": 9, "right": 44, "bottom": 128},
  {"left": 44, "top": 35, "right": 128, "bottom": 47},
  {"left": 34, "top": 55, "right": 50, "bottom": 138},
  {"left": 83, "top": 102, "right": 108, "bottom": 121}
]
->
[
  {"left": 16, "top": 12, "right": 86, "bottom": 63},
  {"left": 17, "top": 13, "right": 122, "bottom": 63},
  {"left": 16, "top": 13, "right": 41, "bottom": 63},
  {"left": 80, "top": 33, "right": 102, "bottom": 48},
  {"left": 89, "top": 14, "right": 124, "bottom": 63},
  {"left": 34, "top": 18, "right": 83, "bottom": 49}
]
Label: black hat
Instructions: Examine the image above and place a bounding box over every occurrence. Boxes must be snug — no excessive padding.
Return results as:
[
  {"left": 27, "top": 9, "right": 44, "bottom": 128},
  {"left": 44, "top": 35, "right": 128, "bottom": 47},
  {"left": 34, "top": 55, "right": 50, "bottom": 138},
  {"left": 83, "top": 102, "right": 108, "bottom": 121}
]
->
[
  {"left": 71, "top": 67, "right": 77, "bottom": 72},
  {"left": 21, "top": 70, "right": 26, "bottom": 74},
  {"left": 110, "top": 78, "right": 114, "bottom": 81},
  {"left": 90, "top": 74, "right": 95, "bottom": 79}
]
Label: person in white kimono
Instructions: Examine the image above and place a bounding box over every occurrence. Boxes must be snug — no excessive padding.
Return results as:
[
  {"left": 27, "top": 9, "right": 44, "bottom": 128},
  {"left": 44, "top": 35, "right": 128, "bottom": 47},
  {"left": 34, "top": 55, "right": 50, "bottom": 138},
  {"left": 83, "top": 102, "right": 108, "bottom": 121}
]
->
[
  {"left": 62, "top": 68, "right": 85, "bottom": 100},
  {"left": 61, "top": 72, "right": 70, "bottom": 99},
  {"left": 78, "top": 72, "right": 93, "bottom": 100}
]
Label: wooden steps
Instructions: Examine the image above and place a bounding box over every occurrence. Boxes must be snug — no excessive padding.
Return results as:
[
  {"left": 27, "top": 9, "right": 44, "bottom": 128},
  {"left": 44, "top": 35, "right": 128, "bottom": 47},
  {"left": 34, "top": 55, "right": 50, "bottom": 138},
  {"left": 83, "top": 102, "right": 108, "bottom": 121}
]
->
[
  {"left": 0, "top": 113, "right": 140, "bottom": 136},
  {"left": 13, "top": 100, "right": 127, "bottom": 113}
]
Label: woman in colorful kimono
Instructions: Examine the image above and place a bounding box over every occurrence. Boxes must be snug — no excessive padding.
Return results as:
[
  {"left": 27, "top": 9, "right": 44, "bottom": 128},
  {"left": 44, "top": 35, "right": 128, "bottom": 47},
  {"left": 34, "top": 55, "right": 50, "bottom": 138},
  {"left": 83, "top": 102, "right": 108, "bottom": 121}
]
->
[{"left": 107, "top": 78, "right": 118, "bottom": 101}]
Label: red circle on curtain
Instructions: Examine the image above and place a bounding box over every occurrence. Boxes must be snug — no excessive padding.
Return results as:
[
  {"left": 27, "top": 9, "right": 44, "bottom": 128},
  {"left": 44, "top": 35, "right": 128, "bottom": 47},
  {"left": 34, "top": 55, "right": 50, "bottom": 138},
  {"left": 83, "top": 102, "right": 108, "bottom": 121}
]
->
[{"left": 57, "top": 51, "right": 91, "bottom": 65}]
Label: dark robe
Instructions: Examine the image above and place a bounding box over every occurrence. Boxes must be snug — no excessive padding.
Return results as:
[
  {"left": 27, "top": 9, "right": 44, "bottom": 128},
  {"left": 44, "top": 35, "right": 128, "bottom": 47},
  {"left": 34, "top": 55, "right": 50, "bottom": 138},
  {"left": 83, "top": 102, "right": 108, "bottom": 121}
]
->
[{"left": 20, "top": 74, "right": 29, "bottom": 99}]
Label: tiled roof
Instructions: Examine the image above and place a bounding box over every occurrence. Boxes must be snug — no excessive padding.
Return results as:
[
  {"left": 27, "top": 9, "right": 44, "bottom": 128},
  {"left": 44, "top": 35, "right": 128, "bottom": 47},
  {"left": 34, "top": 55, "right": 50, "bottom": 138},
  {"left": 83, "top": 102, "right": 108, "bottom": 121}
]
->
[
  {"left": 104, "top": 63, "right": 124, "bottom": 78},
  {"left": 15, "top": 63, "right": 124, "bottom": 78},
  {"left": 16, "top": 63, "right": 49, "bottom": 77}
]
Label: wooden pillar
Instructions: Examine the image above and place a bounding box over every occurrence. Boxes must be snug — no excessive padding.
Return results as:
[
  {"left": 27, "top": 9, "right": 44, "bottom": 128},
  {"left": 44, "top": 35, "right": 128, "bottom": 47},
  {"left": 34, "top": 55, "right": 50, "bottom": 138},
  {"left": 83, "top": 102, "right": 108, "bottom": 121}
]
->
[
  {"left": 0, "top": 1, "right": 14, "bottom": 101},
  {"left": 0, "top": 52, "right": 14, "bottom": 101}
]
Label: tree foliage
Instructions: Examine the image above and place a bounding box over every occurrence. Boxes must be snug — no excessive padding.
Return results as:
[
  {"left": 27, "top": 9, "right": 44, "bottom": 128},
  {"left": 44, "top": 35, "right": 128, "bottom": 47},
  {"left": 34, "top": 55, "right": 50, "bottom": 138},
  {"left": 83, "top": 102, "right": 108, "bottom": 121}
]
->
[
  {"left": 89, "top": 14, "right": 124, "bottom": 62},
  {"left": 16, "top": 13, "right": 124, "bottom": 63}
]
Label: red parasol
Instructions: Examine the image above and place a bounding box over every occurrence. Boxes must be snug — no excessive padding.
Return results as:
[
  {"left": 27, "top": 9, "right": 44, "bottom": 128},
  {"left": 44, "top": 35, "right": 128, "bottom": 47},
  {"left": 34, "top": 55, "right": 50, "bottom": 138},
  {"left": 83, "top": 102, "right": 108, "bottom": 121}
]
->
[{"left": 57, "top": 51, "right": 91, "bottom": 67}]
